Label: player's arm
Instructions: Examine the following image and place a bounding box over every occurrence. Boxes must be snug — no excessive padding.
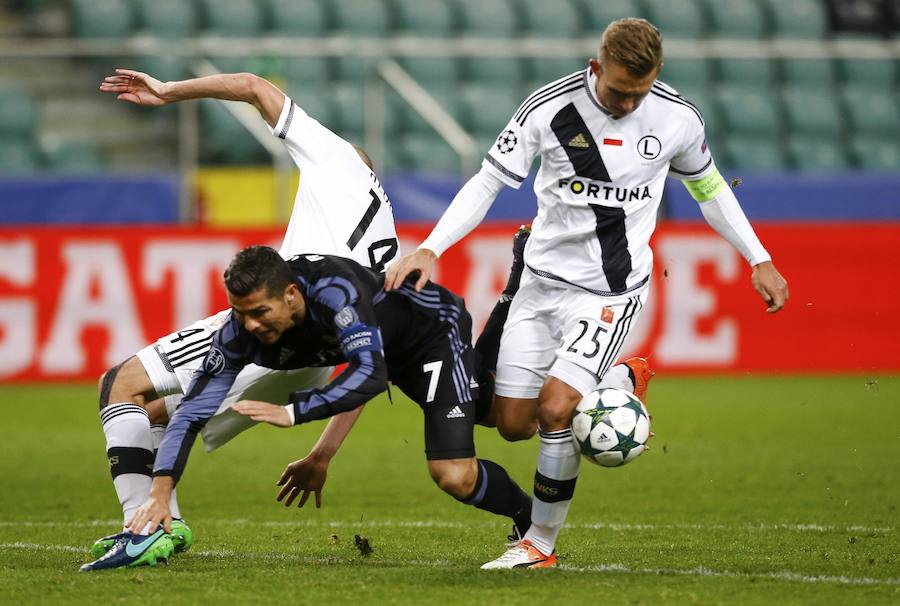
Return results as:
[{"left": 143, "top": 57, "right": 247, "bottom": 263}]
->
[
  {"left": 275, "top": 406, "right": 365, "bottom": 509},
  {"left": 288, "top": 323, "right": 387, "bottom": 424},
  {"left": 235, "top": 277, "right": 388, "bottom": 426},
  {"left": 385, "top": 107, "right": 539, "bottom": 292},
  {"left": 128, "top": 325, "right": 249, "bottom": 534},
  {"left": 384, "top": 168, "right": 506, "bottom": 292},
  {"left": 99, "top": 68, "right": 285, "bottom": 128},
  {"left": 683, "top": 169, "right": 789, "bottom": 313}
]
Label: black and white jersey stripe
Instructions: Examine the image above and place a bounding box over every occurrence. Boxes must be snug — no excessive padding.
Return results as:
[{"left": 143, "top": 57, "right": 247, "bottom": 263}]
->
[
  {"left": 514, "top": 71, "right": 583, "bottom": 126},
  {"left": 649, "top": 82, "right": 704, "bottom": 126},
  {"left": 277, "top": 103, "right": 296, "bottom": 139}
]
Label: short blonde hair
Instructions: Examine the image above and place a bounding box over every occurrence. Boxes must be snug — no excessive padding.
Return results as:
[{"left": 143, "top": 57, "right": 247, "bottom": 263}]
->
[{"left": 599, "top": 18, "right": 663, "bottom": 77}]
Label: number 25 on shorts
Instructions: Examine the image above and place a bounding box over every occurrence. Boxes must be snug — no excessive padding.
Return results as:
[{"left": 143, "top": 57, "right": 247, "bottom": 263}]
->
[{"left": 564, "top": 319, "right": 608, "bottom": 359}]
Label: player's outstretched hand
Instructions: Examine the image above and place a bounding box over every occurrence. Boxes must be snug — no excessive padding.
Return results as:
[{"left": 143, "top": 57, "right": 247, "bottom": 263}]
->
[
  {"left": 99, "top": 68, "right": 169, "bottom": 107},
  {"left": 233, "top": 400, "right": 293, "bottom": 427},
  {"left": 751, "top": 261, "right": 789, "bottom": 313},
  {"left": 383, "top": 248, "right": 438, "bottom": 292},
  {"left": 276, "top": 456, "right": 329, "bottom": 509},
  {"left": 126, "top": 495, "right": 172, "bottom": 535}
]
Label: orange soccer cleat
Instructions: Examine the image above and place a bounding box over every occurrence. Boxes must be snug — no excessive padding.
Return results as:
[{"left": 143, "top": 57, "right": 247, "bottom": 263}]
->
[
  {"left": 623, "top": 356, "right": 655, "bottom": 406},
  {"left": 481, "top": 540, "right": 557, "bottom": 570}
]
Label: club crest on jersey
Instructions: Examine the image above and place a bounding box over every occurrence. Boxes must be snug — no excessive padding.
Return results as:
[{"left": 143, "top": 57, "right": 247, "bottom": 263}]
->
[
  {"left": 558, "top": 178, "right": 652, "bottom": 202},
  {"left": 601, "top": 306, "right": 615, "bottom": 323},
  {"left": 637, "top": 135, "right": 661, "bottom": 160},
  {"left": 204, "top": 348, "right": 226, "bottom": 375},
  {"left": 496, "top": 130, "right": 517, "bottom": 154}
]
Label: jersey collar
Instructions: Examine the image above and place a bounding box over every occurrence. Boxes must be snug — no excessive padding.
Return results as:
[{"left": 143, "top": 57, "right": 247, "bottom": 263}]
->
[{"left": 583, "top": 68, "right": 616, "bottom": 119}]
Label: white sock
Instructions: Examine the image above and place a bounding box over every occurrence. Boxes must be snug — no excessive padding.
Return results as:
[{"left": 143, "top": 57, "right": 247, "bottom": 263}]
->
[
  {"left": 101, "top": 403, "right": 153, "bottom": 527},
  {"left": 525, "top": 427, "right": 580, "bottom": 555},
  {"left": 150, "top": 424, "right": 182, "bottom": 520},
  {"left": 597, "top": 363, "right": 633, "bottom": 392}
]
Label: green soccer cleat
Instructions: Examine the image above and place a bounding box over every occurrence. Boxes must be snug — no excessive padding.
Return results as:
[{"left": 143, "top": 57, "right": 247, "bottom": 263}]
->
[
  {"left": 80, "top": 529, "right": 175, "bottom": 572},
  {"left": 90, "top": 519, "right": 193, "bottom": 559},
  {"left": 168, "top": 519, "right": 193, "bottom": 553},
  {"left": 89, "top": 531, "right": 127, "bottom": 560}
]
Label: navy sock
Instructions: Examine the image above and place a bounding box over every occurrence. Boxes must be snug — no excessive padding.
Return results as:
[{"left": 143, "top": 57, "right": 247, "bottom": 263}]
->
[{"left": 460, "top": 459, "right": 532, "bottom": 534}]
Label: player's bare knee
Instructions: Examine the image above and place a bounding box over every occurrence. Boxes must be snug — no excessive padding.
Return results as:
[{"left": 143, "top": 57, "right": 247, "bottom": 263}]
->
[
  {"left": 494, "top": 396, "right": 538, "bottom": 441},
  {"left": 428, "top": 460, "right": 477, "bottom": 499},
  {"left": 537, "top": 400, "right": 576, "bottom": 431},
  {"left": 496, "top": 417, "right": 537, "bottom": 442},
  {"left": 146, "top": 399, "right": 170, "bottom": 425}
]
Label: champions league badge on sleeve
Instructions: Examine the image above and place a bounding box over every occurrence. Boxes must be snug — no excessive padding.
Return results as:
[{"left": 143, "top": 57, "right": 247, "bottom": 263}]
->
[
  {"left": 497, "top": 130, "right": 517, "bottom": 154},
  {"left": 203, "top": 348, "right": 226, "bottom": 375},
  {"left": 334, "top": 306, "right": 358, "bottom": 330}
]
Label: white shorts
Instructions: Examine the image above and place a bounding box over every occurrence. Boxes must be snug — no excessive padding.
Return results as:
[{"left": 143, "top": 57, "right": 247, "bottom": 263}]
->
[
  {"left": 136, "top": 310, "right": 333, "bottom": 451},
  {"left": 495, "top": 271, "right": 648, "bottom": 399},
  {"left": 136, "top": 310, "right": 233, "bottom": 397}
]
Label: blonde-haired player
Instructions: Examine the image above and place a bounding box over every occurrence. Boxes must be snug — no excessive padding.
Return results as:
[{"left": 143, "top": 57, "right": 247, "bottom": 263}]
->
[{"left": 386, "top": 18, "right": 788, "bottom": 568}]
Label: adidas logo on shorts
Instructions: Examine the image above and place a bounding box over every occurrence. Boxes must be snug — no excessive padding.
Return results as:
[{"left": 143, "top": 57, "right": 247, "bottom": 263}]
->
[{"left": 446, "top": 406, "right": 465, "bottom": 419}]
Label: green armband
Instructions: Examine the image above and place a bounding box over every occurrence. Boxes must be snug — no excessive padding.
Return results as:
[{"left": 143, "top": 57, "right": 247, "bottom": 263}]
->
[{"left": 683, "top": 168, "right": 727, "bottom": 202}]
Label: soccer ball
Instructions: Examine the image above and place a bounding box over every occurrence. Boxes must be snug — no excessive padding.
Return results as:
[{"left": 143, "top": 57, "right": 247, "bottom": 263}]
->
[{"left": 571, "top": 388, "right": 651, "bottom": 467}]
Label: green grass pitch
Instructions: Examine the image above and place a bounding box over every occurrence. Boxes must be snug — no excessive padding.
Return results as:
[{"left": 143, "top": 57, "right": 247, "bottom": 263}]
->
[{"left": 1, "top": 376, "right": 897, "bottom": 605}]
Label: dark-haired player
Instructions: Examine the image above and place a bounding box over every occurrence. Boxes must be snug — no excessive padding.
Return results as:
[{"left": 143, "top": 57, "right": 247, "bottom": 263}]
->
[{"left": 89, "top": 246, "right": 532, "bottom": 571}]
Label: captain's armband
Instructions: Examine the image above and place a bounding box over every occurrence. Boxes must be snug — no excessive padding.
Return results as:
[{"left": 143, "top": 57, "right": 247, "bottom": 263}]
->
[{"left": 683, "top": 168, "right": 728, "bottom": 202}]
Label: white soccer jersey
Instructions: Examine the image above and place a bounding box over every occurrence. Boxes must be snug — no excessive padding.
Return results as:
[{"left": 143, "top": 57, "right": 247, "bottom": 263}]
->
[
  {"left": 484, "top": 68, "right": 713, "bottom": 299},
  {"left": 270, "top": 97, "right": 399, "bottom": 272}
]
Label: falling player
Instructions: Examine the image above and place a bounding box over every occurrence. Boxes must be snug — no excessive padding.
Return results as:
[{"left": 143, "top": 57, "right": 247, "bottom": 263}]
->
[
  {"left": 84, "top": 67, "right": 399, "bottom": 570},
  {"left": 123, "top": 246, "right": 533, "bottom": 563}
]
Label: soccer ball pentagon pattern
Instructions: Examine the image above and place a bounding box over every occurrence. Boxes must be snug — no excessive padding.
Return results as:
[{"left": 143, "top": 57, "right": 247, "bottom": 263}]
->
[{"left": 571, "top": 388, "right": 650, "bottom": 467}]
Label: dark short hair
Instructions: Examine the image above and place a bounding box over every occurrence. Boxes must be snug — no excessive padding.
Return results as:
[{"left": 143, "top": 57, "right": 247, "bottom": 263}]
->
[{"left": 224, "top": 245, "right": 294, "bottom": 297}]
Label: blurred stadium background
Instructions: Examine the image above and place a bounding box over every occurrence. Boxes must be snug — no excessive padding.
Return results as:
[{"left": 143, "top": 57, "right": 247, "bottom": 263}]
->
[
  {"left": 1, "top": 0, "right": 899, "bottom": 381},
  {"left": 1, "top": 2, "right": 899, "bottom": 599}
]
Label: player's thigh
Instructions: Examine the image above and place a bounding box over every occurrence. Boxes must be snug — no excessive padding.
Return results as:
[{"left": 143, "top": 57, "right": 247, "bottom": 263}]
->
[
  {"left": 198, "top": 364, "right": 333, "bottom": 452},
  {"left": 136, "top": 310, "right": 232, "bottom": 399},
  {"left": 394, "top": 342, "right": 478, "bottom": 462},
  {"left": 494, "top": 275, "right": 562, "bottom": 438},
  {"left": 102, "top": 355, "right": 158, "bottom": 408},
  {"left": 550, "top": 291, "right": 648, "bottom": 399}
]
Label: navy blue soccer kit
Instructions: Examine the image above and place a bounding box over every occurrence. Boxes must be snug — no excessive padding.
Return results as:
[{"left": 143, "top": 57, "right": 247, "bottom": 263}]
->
[{"left": 154, "top": 254, "right": 481, "bottom": 482}]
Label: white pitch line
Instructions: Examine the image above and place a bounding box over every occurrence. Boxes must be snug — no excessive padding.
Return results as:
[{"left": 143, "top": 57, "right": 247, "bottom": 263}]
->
[
  {"left": 558, "top": 563, "right": 900, "bottom": 587},
  {"left": 0, "top": 519, "right": 893, "bottom": 534},
  {"left": 0, "top": 542, "right": 83, "bottom": 554},
  {"left": 1, "top": 542, "right": 897, "bottom": 587}
]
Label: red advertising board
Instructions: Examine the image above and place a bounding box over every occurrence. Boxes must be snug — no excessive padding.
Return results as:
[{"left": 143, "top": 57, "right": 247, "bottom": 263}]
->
[{"left": 1, "top": 223, "right": 898, "bottom": 382}]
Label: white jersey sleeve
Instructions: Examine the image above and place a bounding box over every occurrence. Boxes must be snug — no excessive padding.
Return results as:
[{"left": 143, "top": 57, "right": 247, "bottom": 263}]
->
[
  {"left": 667, "top": 97, "right": 715, "bottom": 181},
  {"left": 480, "top": 92, "right": 548, "bottom": 189},
  {"left": 268, "top": 96, "right": 346, "bottom": 169}
]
